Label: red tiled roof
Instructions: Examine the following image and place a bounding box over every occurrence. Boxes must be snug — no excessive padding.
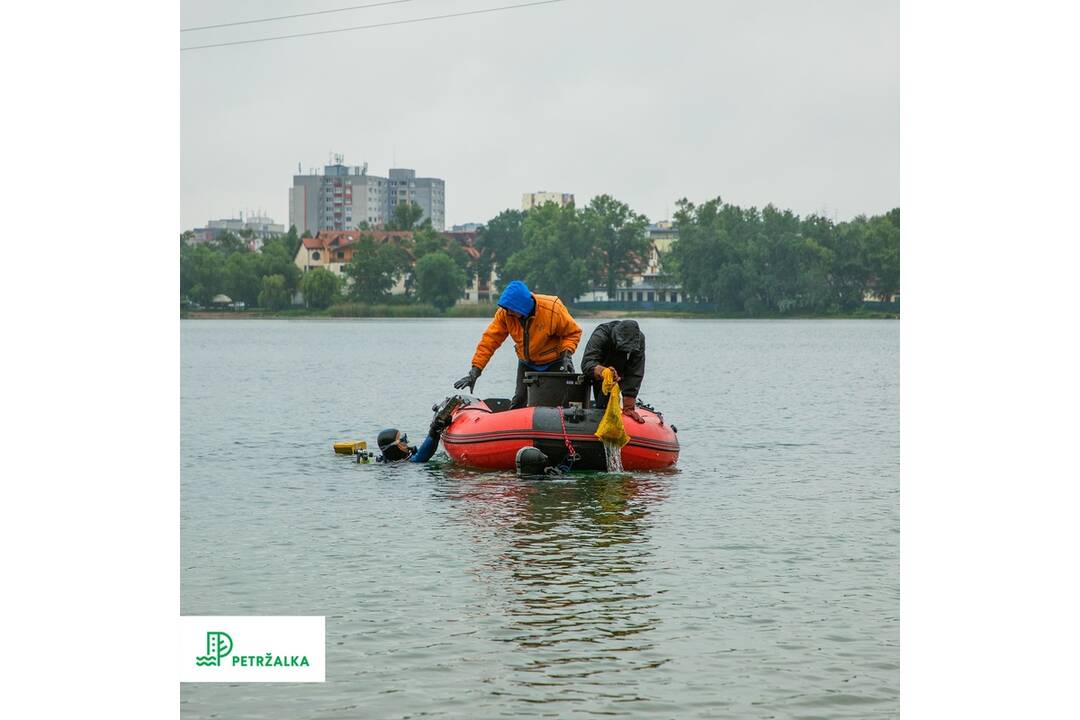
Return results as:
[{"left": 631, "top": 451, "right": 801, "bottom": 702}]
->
[
  {"left": 300, "top": 229, "right": 415, "bottom": 253},
  {"left": 298, "top": 229, "right": 486, "bottom": 265}
]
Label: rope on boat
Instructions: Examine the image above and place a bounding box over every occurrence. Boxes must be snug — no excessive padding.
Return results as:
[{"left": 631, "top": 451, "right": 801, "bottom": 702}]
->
[{"left": 555, "top": 406, "right": 580, "bottom": 473}]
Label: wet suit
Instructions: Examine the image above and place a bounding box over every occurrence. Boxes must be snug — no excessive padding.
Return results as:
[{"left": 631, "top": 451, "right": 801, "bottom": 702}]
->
[
  {"left": 580, "top": 320, "right": 646, "bottom": 408},
  {"left": 407, "top": 430, "right": 440, "bottom": 463},
  {"left": 378, "top": 427, "right": 442, "bottom": 463}
]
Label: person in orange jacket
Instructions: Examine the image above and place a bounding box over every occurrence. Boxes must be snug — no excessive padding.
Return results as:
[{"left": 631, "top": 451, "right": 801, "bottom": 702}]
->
[{"left": 454, "top": 280, "right": 582, "bottom": 408}]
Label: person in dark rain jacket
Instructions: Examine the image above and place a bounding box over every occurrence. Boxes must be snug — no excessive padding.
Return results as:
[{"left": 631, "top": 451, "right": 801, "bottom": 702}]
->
[{"left": 580, "top": 320, "right": 647, "bottom": 423}]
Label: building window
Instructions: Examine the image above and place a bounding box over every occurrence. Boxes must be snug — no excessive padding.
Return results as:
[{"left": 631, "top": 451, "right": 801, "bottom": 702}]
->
[
  {"left": 647, "top": 292, "right": 654, "bottom": 302},
  {"left": 336, "top": 251, "right": 344, "bottom": 259},
  {"left": 636, "top": 292, "right": 643, "bottom": 302},
  {"left": 311, "top": 251, "right": 320, "bottom": 260}
]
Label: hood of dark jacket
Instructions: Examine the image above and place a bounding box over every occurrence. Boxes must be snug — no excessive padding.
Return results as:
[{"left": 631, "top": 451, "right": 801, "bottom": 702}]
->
[
  {"left": 498, "top": 280, "right": 536, "bottom": 316},
  {"left": 613, "top": 320, "right": 643, "bottom": 353}
]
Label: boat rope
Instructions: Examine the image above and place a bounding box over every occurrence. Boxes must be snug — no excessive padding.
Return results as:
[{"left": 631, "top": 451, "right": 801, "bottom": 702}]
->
[{"left": 555, "top": 406, "right": 580, "bottom": 472}]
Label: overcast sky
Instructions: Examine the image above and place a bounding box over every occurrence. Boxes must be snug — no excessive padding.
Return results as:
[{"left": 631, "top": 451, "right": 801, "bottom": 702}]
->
[{"left": 180, "top": 0, "right": 898, "bottom": 231}]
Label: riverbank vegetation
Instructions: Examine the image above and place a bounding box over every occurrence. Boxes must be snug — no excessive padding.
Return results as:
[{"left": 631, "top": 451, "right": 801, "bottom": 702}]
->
[{"left": 180, "top": 196, "right": 898, "bottom": 318}]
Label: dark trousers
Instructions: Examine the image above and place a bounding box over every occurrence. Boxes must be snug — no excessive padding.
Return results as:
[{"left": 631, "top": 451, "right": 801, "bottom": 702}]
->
[
  {"left": 593, "top": 382, "right": 634, "bottom": 410},
  {"left": 592, "top": 381, "right": 610, "bottom": 409},
  {"left": 510, "top": 362, "right": 529, "bottom": 409}
]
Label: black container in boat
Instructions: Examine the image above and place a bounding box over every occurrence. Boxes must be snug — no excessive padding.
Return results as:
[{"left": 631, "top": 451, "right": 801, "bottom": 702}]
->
[{"left": 523, "top": 372, "right": 592, "bottom": 408}]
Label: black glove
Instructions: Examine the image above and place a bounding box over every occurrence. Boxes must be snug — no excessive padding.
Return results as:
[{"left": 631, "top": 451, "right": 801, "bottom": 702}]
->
[
  {"left": 558, "top": 351, "right": 574, "bottom": 373},
  {"left": 453, "top": 366, "right": 481, "bottom": 393}
]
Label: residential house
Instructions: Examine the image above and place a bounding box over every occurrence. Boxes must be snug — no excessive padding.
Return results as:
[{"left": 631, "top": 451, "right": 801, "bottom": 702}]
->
[
  {"left": 293, "top": 229, "right": 494, "bottom": 304},
  {"left": 576, "top": 222, "right": 685, "bottom": 304}
]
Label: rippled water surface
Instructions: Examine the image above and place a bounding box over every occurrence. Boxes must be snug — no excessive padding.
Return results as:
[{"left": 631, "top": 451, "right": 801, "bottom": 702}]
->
[{"left": 181, "top": 318, "right": 898, "bottom": 719}]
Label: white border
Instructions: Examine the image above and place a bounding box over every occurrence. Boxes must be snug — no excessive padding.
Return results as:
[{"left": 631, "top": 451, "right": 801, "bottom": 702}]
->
[
  {"left": 2, "top": 1, "right": 177, "bottom": 717},
  {"left": 3, "top": 0, "right": 1079, "bottom": 716},
  {"left": 903, "top": 1, "right": 1079, "bottom": 717}
]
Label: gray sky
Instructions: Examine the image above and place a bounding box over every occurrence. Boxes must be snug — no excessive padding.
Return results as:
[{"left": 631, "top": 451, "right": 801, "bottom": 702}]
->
[{"left": 181, "top": 0, "right": 898, "bottom": 231}]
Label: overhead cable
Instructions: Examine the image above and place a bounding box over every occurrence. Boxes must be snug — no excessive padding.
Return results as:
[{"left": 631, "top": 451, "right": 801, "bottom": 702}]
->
[
  {"left": 182, "top": 0, "right": 428, "bottom": 33},
  {"left": 181, "top": 0, "right": 569, "bottom": 51}
]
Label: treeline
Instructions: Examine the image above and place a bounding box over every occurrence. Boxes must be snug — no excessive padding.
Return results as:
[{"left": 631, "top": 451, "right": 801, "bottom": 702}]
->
[
  {"left": 180, "top": 227, "right": 304, "bottom": 310},
  {"left": 179, "top": 203, "right": 473, "bottom": 311},
  {"left": 475, "top": 195, "right": 651, "bottom": 304},
  {"left": 668, "top": 200, "right": 899, "bottom": 314},
  {"left": 180, "top": 195, "right": 899, "bottom": 316},
  {"left": 475, "top": 196, "right": 898, "bottom": 315}
]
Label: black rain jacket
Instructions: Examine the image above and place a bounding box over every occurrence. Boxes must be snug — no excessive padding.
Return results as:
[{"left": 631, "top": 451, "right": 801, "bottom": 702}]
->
[{"left": 580, "top": 320, "right": 646, "bottom": 398}]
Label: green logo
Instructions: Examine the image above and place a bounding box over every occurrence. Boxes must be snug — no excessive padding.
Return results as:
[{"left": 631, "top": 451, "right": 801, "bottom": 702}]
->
[{"left": 195, "top": 631, "right": 233, "bottom": 667}]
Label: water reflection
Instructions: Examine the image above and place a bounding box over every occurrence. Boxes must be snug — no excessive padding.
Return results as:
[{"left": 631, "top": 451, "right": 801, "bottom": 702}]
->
[{"left": 436, "top": 470, "right": 671, "bottom": 698}]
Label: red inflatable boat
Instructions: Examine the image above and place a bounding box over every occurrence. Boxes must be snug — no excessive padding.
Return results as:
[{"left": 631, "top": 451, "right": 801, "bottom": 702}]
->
[{"left": 442, "top": 397, "right": 679, "bottom": 472}]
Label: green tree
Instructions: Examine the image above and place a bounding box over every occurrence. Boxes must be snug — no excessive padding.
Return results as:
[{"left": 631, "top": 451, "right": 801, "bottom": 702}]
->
[
  {"left": 257, "top": 274, "right": 291, "bottom": 310},
  {"left": 412, "top": 225, "right": 445, "bottom": 259},
  {"left": 807, "top": 214, "right": 865, "bottom": 311},
  {"left": 670, "top": 198, "right": 750, "bottom": 310},
  {"left": 413, "top": 226, "right": 472, "bottom": 273},
  {"left": 282, "top": 225, "right": 302, "bottom": 256},
  {"left": 181, "top": 242, "right": 225, "bottom": 306},
  {"left": 500, "top": 202, "right": 594, "bottom": 302},
  {"left": 300, "top": 267, "right": 341, "bottom": 309},
  {"left": 414, "top": 252, "right": 468, "bottom": 312},
  {"left": 476, "top": 209, "right": 526, "bottom": 283},
  {"left": 224, "top": 251, "right": 262, "bottom": 307},
  {"left": 582, "top": 194, "right": 650, "bottom": 299},
  {"left": 342, "top": 236, "right": 410, "bottom": 303},
  {"left": 746, "top": 205, "right": 834, "bottom": 313},
  {"left": 862, "top": 209, "right": 900, "bottom": 300},
  {"left": 385, "top": 201, "right": 425, "bottom": 230},
  {"left": 212, "top": 230, "right": 246, "bottom": 256},
  {"left": 258, "top": 238, "right": 301, "bottom": 291}
]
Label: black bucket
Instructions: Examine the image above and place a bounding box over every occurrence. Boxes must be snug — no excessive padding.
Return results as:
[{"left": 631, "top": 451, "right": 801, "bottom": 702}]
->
[{"left": 524, "top": 372, "right": 591, "bottom": 408}]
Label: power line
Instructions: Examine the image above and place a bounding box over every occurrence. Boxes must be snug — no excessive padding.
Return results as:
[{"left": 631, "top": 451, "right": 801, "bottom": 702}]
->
[
  {"left": 180, "top": 0, "right": 569, "bottom": 51},
  {"left": 181, "top": 0, "right": 428, "bottom": 33}
]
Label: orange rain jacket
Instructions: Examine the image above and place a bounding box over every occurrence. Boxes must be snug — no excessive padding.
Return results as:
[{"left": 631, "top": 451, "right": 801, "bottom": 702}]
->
[{"left": 470, "top": 293, "right": 582, "bottom": 371}]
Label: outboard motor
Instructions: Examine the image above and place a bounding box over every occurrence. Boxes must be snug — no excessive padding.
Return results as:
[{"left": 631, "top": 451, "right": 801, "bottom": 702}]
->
[{"left": 515, "top": 446, "right": 549, "bottom": 476}]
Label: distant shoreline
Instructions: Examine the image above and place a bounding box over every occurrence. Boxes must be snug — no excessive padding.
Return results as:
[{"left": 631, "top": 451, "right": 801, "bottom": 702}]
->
[{"left": 181, "top": 307, "right": 898, "bottom": 320}]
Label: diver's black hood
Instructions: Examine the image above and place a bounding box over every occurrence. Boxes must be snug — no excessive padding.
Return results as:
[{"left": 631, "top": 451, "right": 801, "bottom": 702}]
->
[{"left": 613, "top": 320, "right": 643, "bottom": 354}]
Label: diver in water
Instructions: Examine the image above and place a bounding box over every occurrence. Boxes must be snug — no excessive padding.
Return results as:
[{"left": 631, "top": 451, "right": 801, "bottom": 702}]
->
[
  {"left": 375, "top": 426, "right": 440, "bottom": 463},
  {"left": 580, "top": 319, "right": 647, "bottom": 423},
  {"left": 375, "top": 396, "right": 461, "bottom": 463}
]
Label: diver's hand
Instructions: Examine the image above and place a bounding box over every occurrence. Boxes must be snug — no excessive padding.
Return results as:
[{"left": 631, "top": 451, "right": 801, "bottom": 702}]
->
[
  {"left": 622, "top": 397, "right": 645, "bottom": 423},
  {"left": 453, "top": 366, "right": 481, "bottom": 393}
]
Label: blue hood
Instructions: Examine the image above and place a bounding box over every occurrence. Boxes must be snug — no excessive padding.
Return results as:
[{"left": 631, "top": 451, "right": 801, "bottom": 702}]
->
[{"left": 498, "top": 280, "right": 535, "bottom": 316}]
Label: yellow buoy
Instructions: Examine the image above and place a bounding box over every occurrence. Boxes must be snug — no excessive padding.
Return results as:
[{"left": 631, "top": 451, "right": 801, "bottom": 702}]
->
[{"left": 333, "top": 440, "right": 367, "bottom": 455}]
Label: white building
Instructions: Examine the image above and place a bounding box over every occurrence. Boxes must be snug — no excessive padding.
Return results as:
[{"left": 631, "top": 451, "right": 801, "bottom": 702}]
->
[
  {"left": 576, "top": 221, "right": 684, "bottom": 304},
  {"left": 522, "top": 191, "right": 575, "bottom": 211}
]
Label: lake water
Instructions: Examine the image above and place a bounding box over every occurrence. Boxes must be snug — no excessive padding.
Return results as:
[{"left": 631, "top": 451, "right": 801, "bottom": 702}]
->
[{"left": 181, "top": 318, "right": 898, "bottom": 719}]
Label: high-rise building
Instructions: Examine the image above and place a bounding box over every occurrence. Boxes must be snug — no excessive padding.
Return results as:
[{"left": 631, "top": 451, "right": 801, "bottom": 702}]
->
[
  {"left": 388, "top": 168, "right": 445, "bottom": 231},
  {"left": 289, "top": 159, "right": 445, "bottom": 234},
  {"left": 522, "top": 191, "right": 574, "bottom": 211}
]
